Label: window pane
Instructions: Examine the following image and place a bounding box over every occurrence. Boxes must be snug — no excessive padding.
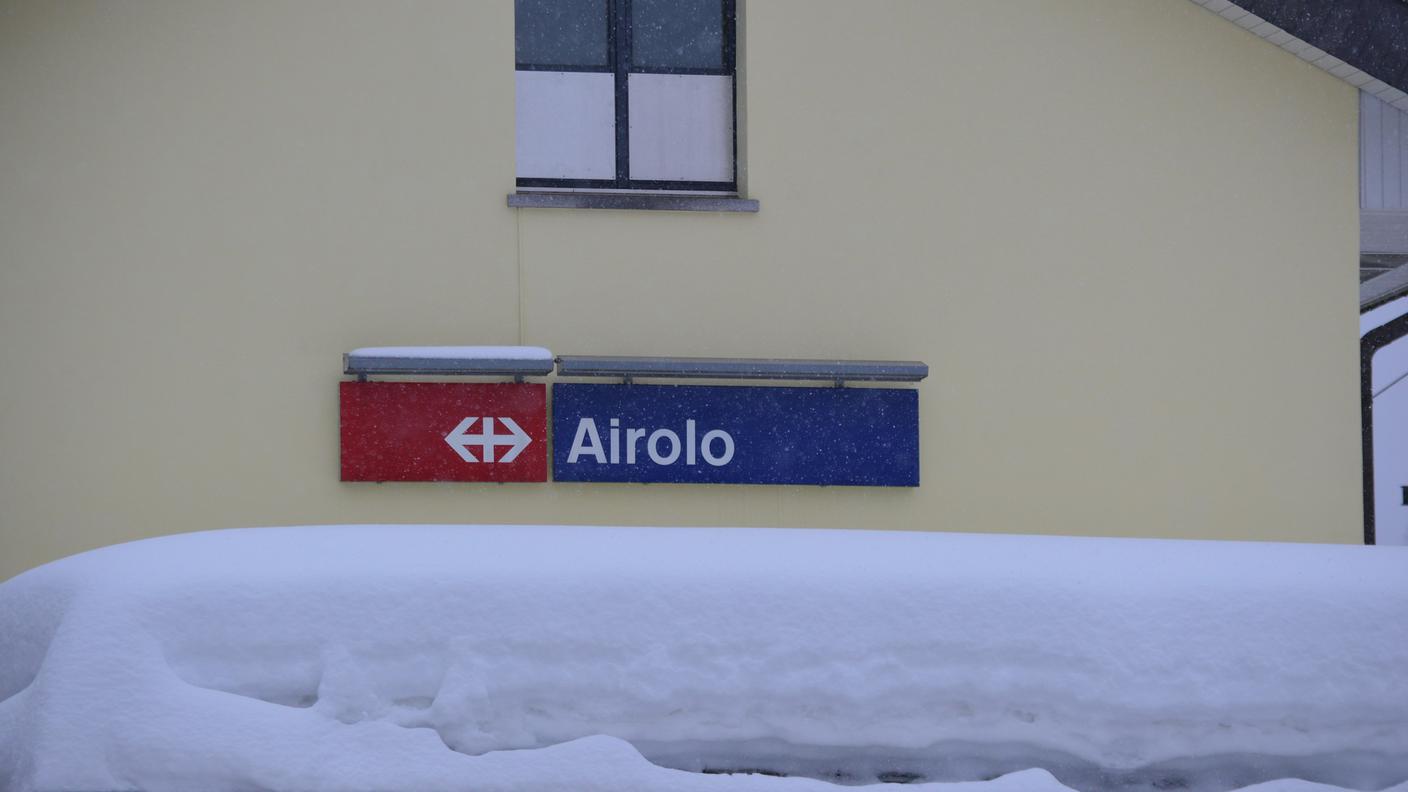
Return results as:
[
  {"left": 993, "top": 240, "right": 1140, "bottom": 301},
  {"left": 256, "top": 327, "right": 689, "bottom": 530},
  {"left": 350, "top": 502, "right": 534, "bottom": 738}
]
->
[
  {"left": 631, "top": 0, "right": 725, "bottom": 71},
  {"left": 629, "top": 74, "right": 733, "bottom": 182},
  {"left": 515, "top": 0, "right": 609, "bottom": 68},
  {"left": 516, "top": 72, "right": 617, "bottom": 179}
]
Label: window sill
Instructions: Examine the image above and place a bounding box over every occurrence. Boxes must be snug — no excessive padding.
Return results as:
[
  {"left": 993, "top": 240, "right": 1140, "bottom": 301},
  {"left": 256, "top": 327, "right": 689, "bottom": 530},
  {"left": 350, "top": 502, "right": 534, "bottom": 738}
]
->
[{"left": 507, "top": 192, "right": 759, "bottom": 213}]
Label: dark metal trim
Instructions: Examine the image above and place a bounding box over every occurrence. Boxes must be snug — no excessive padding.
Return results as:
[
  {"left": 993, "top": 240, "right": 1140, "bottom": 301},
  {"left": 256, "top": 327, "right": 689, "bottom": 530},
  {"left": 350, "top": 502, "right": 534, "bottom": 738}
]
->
[
  {"left": 344, "top": 354, "right": 555, "bottom": 378},
  {"left": 629, "top": 65, "right": 733, "bottom": 76},
  {"left": 722, "top": 0, "right": 736, "bottom": 75},
  {"left": 556, "top": 355, "right": 929, "bottom": 382},
  {"left": 508, "top": 192, "right": 758, "bottom": 212},
  {"left": 514, "top": 63, "right": 612, "bottom": 73},
  {"left": 725, "top": 0, "right": 738, "bottom": 189},
  {"left": 613, "top": 0, "right": 632, "bottom": 183},
  {"left": 516, "top": 177, "right": 737, "bottom": 192},
  {"left": 1360, "top": 310, "right": 1408, "bottom": 544}
]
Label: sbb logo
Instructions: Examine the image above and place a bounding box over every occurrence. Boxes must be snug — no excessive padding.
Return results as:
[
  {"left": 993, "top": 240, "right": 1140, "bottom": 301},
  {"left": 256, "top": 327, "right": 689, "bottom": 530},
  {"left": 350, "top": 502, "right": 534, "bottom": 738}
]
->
[{"left": 340, "top": 382, "right": 547, "bottom": 482}]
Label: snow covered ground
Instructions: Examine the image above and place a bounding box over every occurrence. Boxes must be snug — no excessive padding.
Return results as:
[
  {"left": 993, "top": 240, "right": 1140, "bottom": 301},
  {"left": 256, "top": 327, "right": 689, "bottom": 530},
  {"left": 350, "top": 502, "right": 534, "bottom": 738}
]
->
[{"left": 1, "top": 525, "right": 1405, "bottom": 792}]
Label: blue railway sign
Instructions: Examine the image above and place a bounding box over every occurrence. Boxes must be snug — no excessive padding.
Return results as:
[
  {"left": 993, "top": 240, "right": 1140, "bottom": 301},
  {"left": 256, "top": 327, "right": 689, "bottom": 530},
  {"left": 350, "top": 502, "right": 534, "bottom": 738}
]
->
[{"left": 551, "top": 383, "right": 919, "bottom": 486}]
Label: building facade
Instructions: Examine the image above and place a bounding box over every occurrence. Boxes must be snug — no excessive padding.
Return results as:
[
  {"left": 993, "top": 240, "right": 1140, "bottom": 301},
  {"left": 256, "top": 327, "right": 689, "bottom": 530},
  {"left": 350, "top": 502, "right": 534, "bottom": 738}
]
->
[{"left": 0, "top": 1, "right": 1370, "bottom": 581}]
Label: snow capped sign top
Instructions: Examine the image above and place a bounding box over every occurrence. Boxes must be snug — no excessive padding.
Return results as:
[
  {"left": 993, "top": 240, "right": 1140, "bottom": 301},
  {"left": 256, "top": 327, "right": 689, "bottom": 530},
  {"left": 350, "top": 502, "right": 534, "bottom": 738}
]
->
[
  {"left": 344, "top": 346, "right": 555, "bottom": 378},
  {"left": 348, "top": 346, "right": 554, "bottom": 361}
]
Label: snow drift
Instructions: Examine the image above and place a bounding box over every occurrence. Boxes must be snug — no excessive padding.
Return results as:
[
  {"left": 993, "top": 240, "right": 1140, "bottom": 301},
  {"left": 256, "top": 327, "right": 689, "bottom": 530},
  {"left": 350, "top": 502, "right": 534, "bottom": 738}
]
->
[{"left": 0, "top": 525, "right": 1405, "bottom": 792}]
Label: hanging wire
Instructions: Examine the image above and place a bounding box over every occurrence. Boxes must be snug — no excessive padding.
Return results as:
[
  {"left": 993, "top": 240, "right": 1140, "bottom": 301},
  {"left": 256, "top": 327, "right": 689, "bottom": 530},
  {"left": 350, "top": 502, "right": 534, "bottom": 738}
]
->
[{"left": 1373, "top": 367, "right": 1408, "bottom": 400}]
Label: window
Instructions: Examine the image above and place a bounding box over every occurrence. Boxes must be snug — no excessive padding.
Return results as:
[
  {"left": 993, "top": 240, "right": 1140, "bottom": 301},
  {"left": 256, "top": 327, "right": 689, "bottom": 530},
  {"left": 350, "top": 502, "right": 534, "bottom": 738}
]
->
[{"left": 514, "top": 0, "right": 738, "bottom": 194}]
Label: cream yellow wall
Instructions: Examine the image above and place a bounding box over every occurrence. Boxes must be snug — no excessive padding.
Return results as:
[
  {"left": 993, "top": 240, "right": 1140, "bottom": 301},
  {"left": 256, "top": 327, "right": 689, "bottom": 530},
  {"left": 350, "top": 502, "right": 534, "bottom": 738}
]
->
[{"left": 0, "top": 0, "right": 1361, "bottom": 581}]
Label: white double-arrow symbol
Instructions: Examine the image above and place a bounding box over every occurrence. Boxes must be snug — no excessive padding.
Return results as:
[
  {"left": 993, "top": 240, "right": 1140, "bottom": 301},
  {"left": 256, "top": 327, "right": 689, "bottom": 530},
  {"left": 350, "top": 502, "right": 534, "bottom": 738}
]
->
[{"left": 444, "top": 417, "right": 531, "bottom": 463}]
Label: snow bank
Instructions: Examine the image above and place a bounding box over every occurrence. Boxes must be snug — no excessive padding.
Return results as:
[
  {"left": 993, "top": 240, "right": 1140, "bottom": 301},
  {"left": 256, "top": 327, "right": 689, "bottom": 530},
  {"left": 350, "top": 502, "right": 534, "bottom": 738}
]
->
[
  {"left": 347, "top": 346, "right": 554, "bottom": 361},
  {"left": 1, "top": 525, "right": 1406, "bottom": 792}
]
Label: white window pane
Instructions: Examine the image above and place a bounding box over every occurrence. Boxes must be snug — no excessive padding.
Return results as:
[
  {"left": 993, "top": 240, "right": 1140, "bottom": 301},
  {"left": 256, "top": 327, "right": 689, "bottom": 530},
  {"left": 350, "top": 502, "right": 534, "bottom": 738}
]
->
[
  {"left": 516, "top": 71, "right": 615, "bottom": 180},
  {"left": 628, "top": 73, "right": 733, "bottom": 183}
]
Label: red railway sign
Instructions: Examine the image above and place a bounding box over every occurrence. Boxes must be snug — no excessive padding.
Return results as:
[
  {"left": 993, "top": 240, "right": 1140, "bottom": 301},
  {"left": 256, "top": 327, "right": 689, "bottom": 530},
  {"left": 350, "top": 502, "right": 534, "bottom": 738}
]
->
[{"left": 340, "top": 382, "right": 547, "bottom": 482}]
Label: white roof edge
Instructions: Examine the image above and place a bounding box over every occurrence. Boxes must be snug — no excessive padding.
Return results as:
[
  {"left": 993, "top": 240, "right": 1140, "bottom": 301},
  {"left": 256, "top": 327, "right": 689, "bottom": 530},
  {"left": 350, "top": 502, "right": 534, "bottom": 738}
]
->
[{"left": 1184, "top": 0, "right": 1408, "bottom": 114}]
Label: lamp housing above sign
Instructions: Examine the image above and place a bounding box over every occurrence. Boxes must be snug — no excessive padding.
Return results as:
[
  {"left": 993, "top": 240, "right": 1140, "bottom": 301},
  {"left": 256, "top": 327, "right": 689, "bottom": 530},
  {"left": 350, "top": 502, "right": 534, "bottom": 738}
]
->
[{"left": 555, "top": 355, "right": 928, "bottom": 384}]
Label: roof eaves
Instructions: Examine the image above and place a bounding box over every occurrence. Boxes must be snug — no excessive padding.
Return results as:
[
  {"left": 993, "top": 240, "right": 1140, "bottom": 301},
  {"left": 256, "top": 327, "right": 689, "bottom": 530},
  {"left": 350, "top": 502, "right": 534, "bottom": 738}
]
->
[
  {"left": 1361, "top": 261, "right": 1408, "bottom": 313},
  {"left": 1186, "top": 0, "right": 1408, "bottom": 113}
]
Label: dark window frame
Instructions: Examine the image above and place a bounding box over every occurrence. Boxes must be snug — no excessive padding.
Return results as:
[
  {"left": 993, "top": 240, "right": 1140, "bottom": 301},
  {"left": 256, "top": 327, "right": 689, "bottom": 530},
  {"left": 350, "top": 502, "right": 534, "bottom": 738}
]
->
[
  {"left": 515, "top": 0, "right": 738, "bottom": 194},
  {"left": 1361, "top": 308, "right": 1408, "bottom": 545}
]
